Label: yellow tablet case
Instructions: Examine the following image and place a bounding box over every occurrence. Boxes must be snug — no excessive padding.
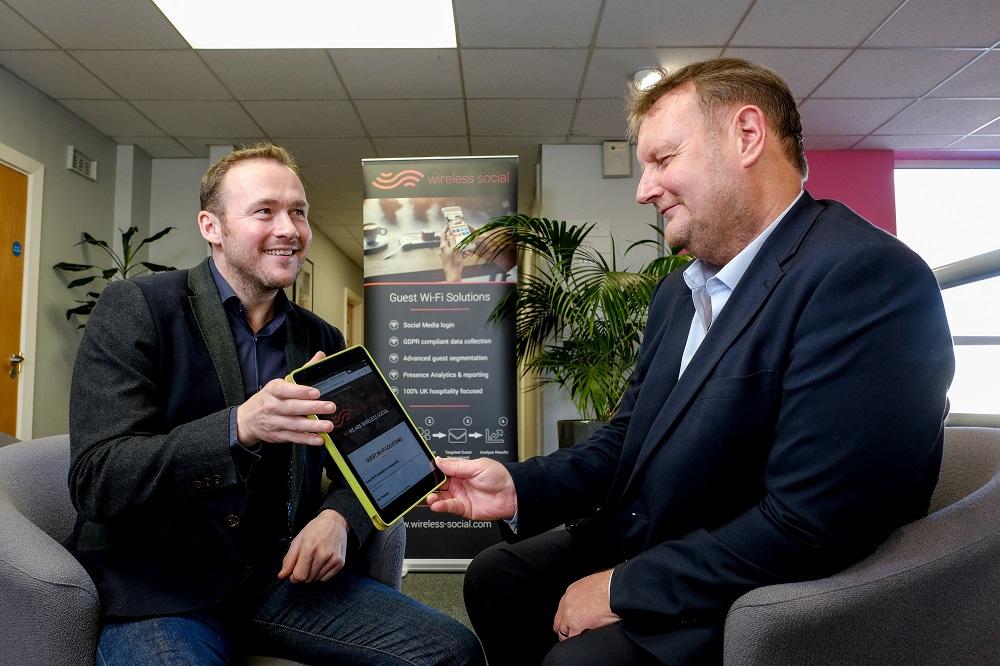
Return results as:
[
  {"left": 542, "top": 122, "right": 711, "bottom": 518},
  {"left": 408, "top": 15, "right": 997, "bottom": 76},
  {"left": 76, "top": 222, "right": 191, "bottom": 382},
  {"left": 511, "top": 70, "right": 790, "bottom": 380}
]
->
[{"left": 286, "top": 346, "right": 444, "bottom": 530}]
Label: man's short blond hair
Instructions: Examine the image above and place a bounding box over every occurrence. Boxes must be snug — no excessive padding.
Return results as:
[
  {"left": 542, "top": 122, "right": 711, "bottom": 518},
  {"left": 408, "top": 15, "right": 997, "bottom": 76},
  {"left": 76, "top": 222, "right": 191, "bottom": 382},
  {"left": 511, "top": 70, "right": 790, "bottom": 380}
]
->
[
  {"left": 199, "top": 143, "right": 301, "bottom": 216},
  {"left": 626, "top": 58, "right": 807, "bottom": 178}
]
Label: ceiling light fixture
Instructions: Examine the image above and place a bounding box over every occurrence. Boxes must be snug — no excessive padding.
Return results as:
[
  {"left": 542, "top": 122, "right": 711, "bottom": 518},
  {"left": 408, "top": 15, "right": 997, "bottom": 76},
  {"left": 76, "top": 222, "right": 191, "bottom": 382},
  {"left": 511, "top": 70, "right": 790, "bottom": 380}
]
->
[
  {"left": 152, "top": 0, "right": 457, "bottom": 49},
  {"left": 632, "top": 67, "right": 665, "bottom": 90}
]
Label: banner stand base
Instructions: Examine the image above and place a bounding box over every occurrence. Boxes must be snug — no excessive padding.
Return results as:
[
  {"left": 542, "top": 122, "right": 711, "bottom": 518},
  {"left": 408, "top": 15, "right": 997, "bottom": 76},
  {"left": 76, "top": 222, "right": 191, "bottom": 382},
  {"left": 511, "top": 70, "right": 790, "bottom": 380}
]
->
[{"left": 403, "top": 558, "right": 471, "bottom": 574}]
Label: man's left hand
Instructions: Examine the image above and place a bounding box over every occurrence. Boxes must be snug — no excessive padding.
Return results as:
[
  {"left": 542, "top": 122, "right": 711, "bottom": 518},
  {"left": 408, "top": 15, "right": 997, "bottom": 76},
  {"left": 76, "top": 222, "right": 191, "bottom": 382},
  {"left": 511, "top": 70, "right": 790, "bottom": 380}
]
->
[
  {"left": 278, "top": 509, "right": 349, "bottom": 583},
  {"left": 553, "top": 569, "right": 620, "bottom": 641}
]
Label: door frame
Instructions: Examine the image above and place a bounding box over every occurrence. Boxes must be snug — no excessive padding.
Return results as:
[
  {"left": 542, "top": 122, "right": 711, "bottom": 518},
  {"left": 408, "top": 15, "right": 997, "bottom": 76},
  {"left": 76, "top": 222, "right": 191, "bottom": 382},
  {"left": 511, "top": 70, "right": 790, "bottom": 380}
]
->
[{"left": 1, "top": 142, "right": 44, "bottom": 440}]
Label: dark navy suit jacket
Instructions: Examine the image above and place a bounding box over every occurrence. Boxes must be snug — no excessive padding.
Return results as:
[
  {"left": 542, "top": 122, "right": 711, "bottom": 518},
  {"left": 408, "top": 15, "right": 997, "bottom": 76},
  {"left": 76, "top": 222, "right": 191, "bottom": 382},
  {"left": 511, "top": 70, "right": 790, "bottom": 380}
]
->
[{"left": 507, "top": 193, "right": 955, "bottom": 663}]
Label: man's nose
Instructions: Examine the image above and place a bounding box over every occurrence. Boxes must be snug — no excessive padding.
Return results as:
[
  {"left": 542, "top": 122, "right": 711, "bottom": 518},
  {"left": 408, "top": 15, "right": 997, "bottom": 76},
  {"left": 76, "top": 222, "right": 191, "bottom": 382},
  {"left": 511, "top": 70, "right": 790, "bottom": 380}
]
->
[
  {"left": 636, "top": 167, "right": 660, "bottom": 205},
  {"left": 273, "top": 210, "right": 299, "bottom": 238}
]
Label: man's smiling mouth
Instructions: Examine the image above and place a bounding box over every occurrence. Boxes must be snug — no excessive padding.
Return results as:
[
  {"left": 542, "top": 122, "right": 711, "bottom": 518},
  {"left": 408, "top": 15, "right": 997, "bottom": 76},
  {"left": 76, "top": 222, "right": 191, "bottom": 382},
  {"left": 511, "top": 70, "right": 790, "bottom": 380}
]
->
[{"left": 264, "top": 249, "right": 295, "bottom": 256}]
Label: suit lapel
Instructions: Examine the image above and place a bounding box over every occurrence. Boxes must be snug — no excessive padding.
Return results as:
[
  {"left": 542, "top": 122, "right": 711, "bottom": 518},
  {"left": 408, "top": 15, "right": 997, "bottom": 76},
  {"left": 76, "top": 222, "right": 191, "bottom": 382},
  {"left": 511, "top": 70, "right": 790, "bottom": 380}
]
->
[
  {"left": 622, "top": 193, "right": 823, "bottom": 496},
  {"left": 284, "top": 306, "right": 314, "bottom": 516},
  {"left": 188, "top": 259, "right": 244, "bottom": 408}
]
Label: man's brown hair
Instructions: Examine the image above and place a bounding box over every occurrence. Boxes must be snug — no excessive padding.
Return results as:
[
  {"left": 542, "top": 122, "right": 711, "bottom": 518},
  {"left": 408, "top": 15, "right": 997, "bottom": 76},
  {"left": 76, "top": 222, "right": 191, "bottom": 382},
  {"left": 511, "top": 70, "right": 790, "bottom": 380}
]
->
[
  {"left": 199, "top": 143, "right": 301, "bottom": 216},
  {"left": 626, "top": 58, "right": 807, "bottom": 178}
]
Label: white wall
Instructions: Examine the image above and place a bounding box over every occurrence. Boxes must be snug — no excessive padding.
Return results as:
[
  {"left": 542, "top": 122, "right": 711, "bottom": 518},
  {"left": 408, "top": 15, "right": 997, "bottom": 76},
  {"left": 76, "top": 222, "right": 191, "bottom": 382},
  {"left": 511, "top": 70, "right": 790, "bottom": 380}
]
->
[
  {"left": 148, "top": 158, "right": 209, "bottom": 269},
  {"left": 0, "top": 66, "right": 119, "bottom": 437},
  {"left": 307, "top": 229, "right": 363, "bottom": 338},
  {"left": 537, "top": 144, "right": 657, "bottom": 453}
]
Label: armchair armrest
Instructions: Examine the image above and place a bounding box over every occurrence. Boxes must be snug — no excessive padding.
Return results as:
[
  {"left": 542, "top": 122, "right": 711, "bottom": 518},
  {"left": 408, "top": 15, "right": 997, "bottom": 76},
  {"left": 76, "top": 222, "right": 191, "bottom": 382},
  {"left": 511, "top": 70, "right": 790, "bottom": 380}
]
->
[
  {"left": 723, "top": 479, "right": 1000, "bottom": 665},
  {"left": 0, "top": 491, "right": 100, "bottom": 666},
  {"left": 358, "top": 520, "right": 406, "bottom": 590}
]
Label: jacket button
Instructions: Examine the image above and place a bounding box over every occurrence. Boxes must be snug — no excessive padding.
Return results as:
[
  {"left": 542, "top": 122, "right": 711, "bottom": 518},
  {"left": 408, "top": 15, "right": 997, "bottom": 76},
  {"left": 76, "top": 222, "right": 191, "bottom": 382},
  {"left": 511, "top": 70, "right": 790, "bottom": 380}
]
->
[
  {"left": 194, "top": 480, "right": 203, "bottom": 489},
  {"left": 213, "top": 474, "right": 222, "bottom": 486},
  {"left": 226, "top": 514, "right": 240, "bottom": 528}
]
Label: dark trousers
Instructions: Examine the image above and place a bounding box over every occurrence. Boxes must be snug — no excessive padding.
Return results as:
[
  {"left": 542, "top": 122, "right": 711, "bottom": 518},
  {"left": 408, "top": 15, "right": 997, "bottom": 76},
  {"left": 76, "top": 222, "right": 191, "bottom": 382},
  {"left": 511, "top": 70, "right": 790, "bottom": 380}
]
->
[{"left": 464, "top": 527, "right": 658, "bottom": 666}]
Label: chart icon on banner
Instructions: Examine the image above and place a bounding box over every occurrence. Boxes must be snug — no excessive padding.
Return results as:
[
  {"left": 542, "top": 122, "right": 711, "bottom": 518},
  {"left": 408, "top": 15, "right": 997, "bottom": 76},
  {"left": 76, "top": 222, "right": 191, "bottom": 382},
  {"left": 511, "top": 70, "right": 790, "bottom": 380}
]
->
[{"left": 485, "top": 428, "right": 505, "bottom": 444}]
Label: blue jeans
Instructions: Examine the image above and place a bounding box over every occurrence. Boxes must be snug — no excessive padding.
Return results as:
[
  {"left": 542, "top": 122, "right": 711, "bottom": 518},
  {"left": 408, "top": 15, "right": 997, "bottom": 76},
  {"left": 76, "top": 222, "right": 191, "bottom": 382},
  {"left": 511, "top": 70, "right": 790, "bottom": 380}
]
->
[{"left": 97, "top": 572, "right": 483, "bottom": 666}]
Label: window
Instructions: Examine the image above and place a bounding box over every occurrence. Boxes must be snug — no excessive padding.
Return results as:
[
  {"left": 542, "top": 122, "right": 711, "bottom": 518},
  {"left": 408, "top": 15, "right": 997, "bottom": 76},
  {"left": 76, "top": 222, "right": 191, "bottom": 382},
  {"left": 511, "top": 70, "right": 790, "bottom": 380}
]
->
[{"left": 895, "top": 168, "right": 1000, "bottom": 422}]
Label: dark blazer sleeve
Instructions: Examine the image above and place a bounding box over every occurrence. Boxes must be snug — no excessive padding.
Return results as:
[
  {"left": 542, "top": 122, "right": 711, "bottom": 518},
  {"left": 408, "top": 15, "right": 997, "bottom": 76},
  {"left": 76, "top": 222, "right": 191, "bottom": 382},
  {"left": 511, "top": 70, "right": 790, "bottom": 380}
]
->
[
  {"left": 68, "top": 279, "right": 240, "bottom": 523},
  {"left": 609, "top": 241, "right": 954, "bottom": 629},
  {"left": 505, "top": 276, "right": 680, "bottom": 537}
]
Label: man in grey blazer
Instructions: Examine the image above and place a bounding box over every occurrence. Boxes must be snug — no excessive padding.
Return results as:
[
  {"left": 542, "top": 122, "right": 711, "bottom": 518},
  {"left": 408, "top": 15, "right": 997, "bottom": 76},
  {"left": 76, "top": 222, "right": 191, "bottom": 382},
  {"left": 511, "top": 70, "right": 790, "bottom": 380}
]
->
[
  {"left": 427, "top": 59, "right": 954, "bottom": 665},
  {"left": 68, "top": 144, "right": 482, "bottom": 665}
]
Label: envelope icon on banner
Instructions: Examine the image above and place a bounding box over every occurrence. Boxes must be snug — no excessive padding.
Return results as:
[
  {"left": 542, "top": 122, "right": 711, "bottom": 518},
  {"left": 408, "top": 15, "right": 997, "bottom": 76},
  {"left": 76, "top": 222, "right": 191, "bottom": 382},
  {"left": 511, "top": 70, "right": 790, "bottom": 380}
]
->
[{"left": 448, "top": 429, "right": 467, "bottom": 444}]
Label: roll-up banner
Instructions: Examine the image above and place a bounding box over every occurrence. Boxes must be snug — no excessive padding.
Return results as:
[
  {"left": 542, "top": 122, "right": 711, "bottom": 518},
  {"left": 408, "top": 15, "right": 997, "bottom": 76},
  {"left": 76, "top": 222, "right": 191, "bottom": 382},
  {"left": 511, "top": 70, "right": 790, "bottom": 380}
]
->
[{"left": 362, "top": 156, "right": 519, "bottom": 570}]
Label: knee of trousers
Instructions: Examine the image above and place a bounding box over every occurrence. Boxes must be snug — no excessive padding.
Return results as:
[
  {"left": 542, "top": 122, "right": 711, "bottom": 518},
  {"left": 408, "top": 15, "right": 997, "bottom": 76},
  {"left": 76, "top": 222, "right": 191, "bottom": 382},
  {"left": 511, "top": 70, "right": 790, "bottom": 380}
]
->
[{"left": 464, "top": 541, "right": 523, "bottom": 601}]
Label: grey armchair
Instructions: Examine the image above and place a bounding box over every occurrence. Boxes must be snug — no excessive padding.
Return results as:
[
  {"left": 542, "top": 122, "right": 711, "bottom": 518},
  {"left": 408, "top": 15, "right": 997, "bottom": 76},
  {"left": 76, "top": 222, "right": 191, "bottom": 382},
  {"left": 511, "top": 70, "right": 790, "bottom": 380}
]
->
[
  {"left": 0, "top": 434, "right": 406, "bottom": 666},
  {"left": 724, "top": 426, "right": 1000, "bottom": 665}
]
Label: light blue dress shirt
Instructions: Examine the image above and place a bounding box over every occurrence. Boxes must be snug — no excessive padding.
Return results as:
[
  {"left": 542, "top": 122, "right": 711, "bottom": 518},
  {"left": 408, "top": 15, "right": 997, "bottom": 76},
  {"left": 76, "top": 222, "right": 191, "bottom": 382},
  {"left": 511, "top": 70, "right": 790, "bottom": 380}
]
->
[{"left": 678, "top": 191, "right": 803, "bottom": 378}]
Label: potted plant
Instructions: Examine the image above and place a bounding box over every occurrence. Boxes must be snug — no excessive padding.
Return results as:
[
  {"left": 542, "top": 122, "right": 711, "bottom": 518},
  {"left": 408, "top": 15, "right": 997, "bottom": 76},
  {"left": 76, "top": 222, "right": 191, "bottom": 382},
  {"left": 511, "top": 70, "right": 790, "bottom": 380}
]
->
[
  {"left": 54, "top": 226, "right": 175, "bottom": 327},
  {"left": 462, "top": 214, "right": 691, "bottom": 447}
]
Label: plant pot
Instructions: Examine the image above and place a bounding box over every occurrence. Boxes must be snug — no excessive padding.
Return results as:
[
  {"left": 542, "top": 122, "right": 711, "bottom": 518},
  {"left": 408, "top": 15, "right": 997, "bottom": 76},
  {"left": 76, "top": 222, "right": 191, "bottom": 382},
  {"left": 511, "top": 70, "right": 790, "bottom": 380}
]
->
[{"left": 557, "top": 419, "right": 606, "bottom": 449}]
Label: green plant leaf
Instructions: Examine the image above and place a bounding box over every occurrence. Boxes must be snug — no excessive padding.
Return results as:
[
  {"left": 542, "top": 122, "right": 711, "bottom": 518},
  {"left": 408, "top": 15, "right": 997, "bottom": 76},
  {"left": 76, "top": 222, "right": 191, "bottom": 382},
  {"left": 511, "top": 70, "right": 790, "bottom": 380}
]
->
[
  {"left": 139, "top": 261, "right": 176, "bottom": 272},
  {"left": 53, "top": 262, "right": 96, "bottom": 272},
  {"left": 67, "top": 275, "right": 98, "bottom": 288},
  {"left": 65, "top": 302, "right": 95, "bottom": 320}
]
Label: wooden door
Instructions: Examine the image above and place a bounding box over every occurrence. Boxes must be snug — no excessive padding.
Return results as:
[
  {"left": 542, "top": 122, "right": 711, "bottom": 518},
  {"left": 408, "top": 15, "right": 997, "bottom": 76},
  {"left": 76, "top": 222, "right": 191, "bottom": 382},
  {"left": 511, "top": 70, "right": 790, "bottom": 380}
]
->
[{"left": 0, "top": 163, "right": 27, "bottom": 436}]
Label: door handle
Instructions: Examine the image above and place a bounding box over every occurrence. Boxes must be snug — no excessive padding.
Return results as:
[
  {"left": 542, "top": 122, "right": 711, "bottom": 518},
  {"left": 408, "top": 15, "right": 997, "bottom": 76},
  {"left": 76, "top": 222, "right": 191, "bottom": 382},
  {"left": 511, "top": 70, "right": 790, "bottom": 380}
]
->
[{"left": 9, "top": 354, "right": 23, "bottom": 379}]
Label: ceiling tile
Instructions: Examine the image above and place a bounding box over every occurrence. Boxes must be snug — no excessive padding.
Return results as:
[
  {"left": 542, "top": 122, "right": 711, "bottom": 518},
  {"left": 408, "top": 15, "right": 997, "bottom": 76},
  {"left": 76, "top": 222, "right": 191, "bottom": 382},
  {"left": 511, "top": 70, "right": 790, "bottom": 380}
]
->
[
  {"left": 243, "top": 101, "right": 363, "bottom": 137},
  {"left": 113, "top": 136, "right": 193, "bottom": 158},
  {"left": 949, "top": 135, "right": 1000, "bottom": 149},
  {"left": 301, "top": 166, "right": 365, "bottom": 193},
  {"left": 309, "top": 188, "right": 365, "bottom": 210},
  {"left": 583, "top": 48, "right": 719, "bottom": 98},
  {"left": 59, "top": 99, "right": 163, "bottom": 136},
  {"left": 372, "top": 136, "right": 471, "bottom": 158},
  {"left": 274, "top": 137, "right": 377, "bottom": 167},
  {"left": 355, "top": 99, "right": 466, "bottom": 136},
  {"left": 0, "top": 51, "right": 116, "bottom": 98},
  {"left": 974, "top": 117, "right": 1000, "bottom": 134},
  {"left": 71, "top": 50, "right": 230, "bottom": 100},
  {"left": 722, "top": 48, "right": 848, "bottom": 98},
  {"left": 332, "top": 49, "right": 461, "bottom": 99},
  {"left": 177, "top": 137, "right": 264, "bottom": 158},
  {"left": 875, "top": 98, "right": 1000, "bottom": 134},
  {"left": 467, "top": 99, "right": 574, "bottom": 135},
  {"left": 455, "top": 0, "right": 601, "bottom": 47},
  {"left": 5, "top": 0, "right": 187, "bottom": 49},
  {"left": 567, "top": 136, "right": 608, "bottom": 144},
  {"left": 854, "top": 135, "right": 965, "bottom": 150},
  {"left": 470, "top": 136, "right": 565, "bottom": 164},
  {"left": 797, "top": 98, "right": 911, "bottom": 135},
  {"left": 803, "top": 136, "right": 864, "bottom": 149},
  {"left": 812, "top": 49, "right": 978, "bottom": 98},
  {"left": 0, "top": 3, "right": 57, "bottom": 48},
  {"left": 133, "top": 101, "right": 260, "bottom": 136},
  {"left": 865, "top": 0, "right": 1000, "bottom": 47},
  {"left": 931, "top": 52, "right": 1000, "bottom": 97},
  {"left": 572, "top": 99, "right": 629, "bottom": 137},
  {"left": 597, "top": 0, "right": 752, "bottom": 47},
  {"left": 463, "top": 49, "right": 587, "bottom": 98},
  {"left": 732, "top": 0, "right": 901, "bottom": 47},
  {"left": 200, "top": 50, "right": 345, "bottom": 100}
]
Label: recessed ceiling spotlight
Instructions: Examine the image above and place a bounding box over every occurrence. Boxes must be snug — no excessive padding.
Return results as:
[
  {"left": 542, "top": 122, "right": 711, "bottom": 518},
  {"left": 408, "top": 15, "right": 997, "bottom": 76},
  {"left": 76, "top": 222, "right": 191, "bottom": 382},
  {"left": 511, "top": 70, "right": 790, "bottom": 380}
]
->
[{"left": 632, "top": 67, "right": 665, "bottom": 91}]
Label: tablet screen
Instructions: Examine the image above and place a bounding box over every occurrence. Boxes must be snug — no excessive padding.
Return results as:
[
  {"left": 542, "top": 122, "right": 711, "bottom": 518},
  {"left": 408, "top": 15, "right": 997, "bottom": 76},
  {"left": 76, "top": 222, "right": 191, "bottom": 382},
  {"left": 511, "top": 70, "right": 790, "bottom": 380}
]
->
[{"left": 293, "top": 348, "right": 443, "bottom": 520}]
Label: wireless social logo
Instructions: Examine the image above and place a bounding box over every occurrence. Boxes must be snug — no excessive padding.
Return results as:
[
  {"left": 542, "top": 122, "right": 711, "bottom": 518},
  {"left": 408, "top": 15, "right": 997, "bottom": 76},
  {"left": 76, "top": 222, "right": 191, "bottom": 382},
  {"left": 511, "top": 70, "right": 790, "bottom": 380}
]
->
[{"left": 371, "top": 169, "right": 425, "bottom": 190}]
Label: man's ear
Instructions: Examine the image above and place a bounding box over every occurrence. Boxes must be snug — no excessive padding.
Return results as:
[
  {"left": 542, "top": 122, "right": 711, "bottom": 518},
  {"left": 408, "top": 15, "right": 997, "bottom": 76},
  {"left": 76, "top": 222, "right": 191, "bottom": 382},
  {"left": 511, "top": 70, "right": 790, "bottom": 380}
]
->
[
  {"left": 731, "top": 104, "right": 767, "bottom": 168},
  {"left": 198, "top": 210, "right": 222, "bottom": 246}
]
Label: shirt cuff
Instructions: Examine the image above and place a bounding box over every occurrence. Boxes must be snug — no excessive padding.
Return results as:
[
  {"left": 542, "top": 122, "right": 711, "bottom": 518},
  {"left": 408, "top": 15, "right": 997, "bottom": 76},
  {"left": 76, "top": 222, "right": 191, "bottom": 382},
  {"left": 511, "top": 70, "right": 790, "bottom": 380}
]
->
[
  {"left": 229, "top": 407, "right": 261, "bottom": 479},
  {"left": 502, "top": 512, "right": 518, "bottom": 534}
]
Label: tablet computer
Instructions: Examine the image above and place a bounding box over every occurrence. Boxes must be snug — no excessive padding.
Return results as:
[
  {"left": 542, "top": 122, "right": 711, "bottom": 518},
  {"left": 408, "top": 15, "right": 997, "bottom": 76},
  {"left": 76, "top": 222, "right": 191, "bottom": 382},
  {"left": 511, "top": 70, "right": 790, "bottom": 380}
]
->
[{"left": 287, "top": 345, "right": 445, "bottom": 530}]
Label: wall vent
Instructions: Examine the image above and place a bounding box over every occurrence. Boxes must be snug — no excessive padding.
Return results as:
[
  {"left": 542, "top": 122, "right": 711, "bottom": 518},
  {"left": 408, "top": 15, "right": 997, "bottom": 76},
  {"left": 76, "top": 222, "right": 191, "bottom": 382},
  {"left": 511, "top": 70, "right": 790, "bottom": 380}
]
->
[{"left": 66, "top": 145, "right": 98, "bottom": 182}]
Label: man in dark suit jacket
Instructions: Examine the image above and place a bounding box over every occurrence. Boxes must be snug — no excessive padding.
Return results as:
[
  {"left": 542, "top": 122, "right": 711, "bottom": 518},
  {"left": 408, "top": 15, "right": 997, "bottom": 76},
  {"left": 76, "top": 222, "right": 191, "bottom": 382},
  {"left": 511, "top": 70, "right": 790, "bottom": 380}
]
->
[
  {"left": 426, "top": 59, "right": 954, "bottom": 665},
  {"left": 68, "top": 144, "right": 482, "bottom": 665}
]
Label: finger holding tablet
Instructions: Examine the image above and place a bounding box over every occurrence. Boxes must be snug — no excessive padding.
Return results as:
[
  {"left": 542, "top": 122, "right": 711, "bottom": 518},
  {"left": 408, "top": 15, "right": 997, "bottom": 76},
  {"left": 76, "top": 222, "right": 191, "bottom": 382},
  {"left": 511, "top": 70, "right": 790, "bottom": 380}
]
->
[{"left": 426, "top": 456, "right": 518, "bottom": 521}]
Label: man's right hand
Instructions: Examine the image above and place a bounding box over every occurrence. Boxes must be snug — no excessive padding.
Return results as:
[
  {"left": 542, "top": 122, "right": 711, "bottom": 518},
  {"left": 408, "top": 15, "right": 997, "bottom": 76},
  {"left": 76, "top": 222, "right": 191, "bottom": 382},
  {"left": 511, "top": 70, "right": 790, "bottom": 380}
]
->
[
  {"left": 426, "top": 457, "right": 518, "bottom": 520},
  {"left": 236, "top": 351, "right": 336, "bottom": 446}
]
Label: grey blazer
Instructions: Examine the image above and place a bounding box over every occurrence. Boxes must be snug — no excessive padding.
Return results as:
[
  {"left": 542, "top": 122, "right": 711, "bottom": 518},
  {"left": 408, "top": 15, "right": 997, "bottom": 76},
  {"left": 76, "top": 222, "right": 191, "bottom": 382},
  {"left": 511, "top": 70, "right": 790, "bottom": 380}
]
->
[{"left": 67, "top": 259, "right": 369, "bottom": 618}]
